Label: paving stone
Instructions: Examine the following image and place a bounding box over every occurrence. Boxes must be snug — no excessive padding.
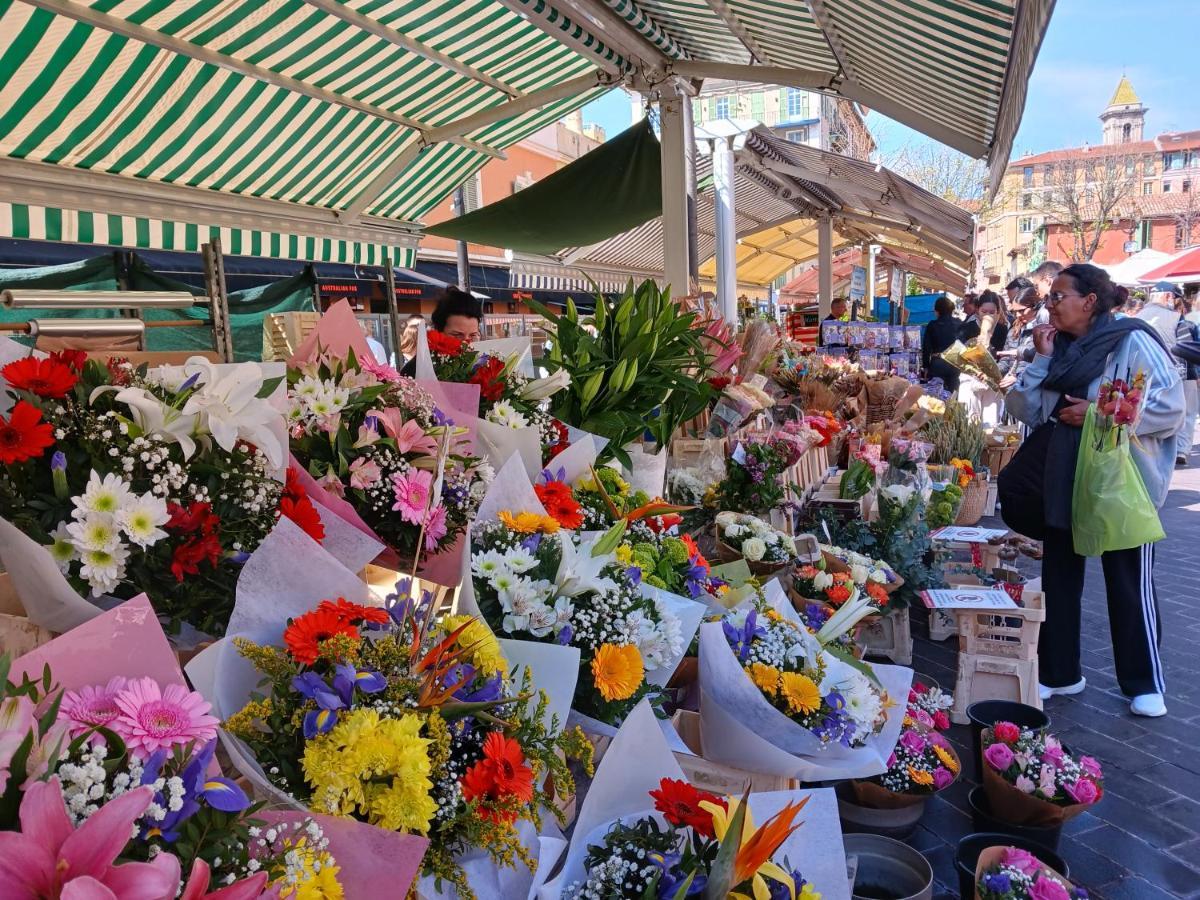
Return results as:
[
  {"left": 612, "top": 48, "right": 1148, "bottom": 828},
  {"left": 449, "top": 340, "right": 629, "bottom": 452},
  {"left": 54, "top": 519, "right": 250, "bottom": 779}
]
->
[{"left": 1101, "top": 876, "right": 1191, "bottom": 900}]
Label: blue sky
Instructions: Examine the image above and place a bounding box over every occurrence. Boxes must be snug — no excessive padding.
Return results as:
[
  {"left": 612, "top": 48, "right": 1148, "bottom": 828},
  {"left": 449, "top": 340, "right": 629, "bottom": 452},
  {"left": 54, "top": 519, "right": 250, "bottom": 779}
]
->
[{"left": 581, "top": 0, "right": 1200, "bottom": 160}]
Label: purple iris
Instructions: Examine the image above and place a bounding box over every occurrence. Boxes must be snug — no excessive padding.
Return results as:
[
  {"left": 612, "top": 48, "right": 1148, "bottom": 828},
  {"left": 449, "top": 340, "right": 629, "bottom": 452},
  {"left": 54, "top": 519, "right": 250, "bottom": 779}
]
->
[
  {"left": 768, "top": 872, "right": 808, "bottom": 900},
  {"left": 363, "top": 414, "right": 380, "bottom": 433},
  {"left": 802, "top": 603, "right": 827, "bottom": 632},
  {"left": 520, "top": 533, "right": 542, "bottom": 554},
  {"left": 556, "top": 625, "right": 574, "bottom": 645},
  {"left": 138, "top": 739, "right": 248, "bottom": 842},
  {"left": 723, "top": 610, "right": 764, "bottom": 662},
  {"left": 625, "top": 565, "right": 643, "bottom": 586},
  {"left": 432, "top": 407, "right": 455, "bottom": 427},
  {"left": 648, "top": 852, "right": 705, "bottom": 898},
  {"left": 982, "top": 873, "right": 1012, "bottom": 893},
  {"left": 456, "top": 672, "right": 503, "bottom": 705},
  {"left": 50, "top": 451, "right": 66, "bottom": 472},
  {"left": 539, "top": 466, "right": 568, "bottom": 485},
  {"left": 292, "top": 671, "right": 348, "bottom": 738},
  {"left": 177, "top": 372, "right": 201, "bottom": 393},
  {"left": 332, "top": 663, "right": 386, "bottom": 705}
]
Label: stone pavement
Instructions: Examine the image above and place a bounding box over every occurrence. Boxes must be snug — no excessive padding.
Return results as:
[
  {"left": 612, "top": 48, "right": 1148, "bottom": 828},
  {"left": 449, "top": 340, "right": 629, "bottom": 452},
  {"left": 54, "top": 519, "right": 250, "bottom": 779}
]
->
[{"left": 904, "top": 464, "right": 1200, "bottom": 899}]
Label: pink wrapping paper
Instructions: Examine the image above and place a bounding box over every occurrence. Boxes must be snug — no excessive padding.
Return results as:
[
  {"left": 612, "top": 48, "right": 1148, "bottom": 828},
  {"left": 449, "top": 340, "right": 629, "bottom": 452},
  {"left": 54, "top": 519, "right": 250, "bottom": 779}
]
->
[
  {"left": 12, "top": 595, "right": 184, "bottom": 692},
  {"left": 257, "top": 810, "right": 427, "bottom": 897},
  {"left": 289, "top": 299, "right": 372, "bottom": 367}
]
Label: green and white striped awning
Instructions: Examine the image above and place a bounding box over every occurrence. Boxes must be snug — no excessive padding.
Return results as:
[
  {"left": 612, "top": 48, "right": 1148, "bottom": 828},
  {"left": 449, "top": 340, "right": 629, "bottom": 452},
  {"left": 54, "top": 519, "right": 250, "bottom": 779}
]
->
[{"left": 0, "top": 0, "right": 1050, "bottom": 261}]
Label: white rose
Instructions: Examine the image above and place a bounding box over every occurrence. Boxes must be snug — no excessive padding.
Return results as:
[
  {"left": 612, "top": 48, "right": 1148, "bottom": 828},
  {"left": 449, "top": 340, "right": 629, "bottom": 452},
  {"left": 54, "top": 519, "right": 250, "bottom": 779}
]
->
[
  {"left": 715, "top": 511, "right": 738, "bottom": 528},
  {"left": 813, "top": 571, "right": 834, "bottom": 591},
  {"left": 742, "top": 538, "right": 767, "bottom": 561},
  {"left": 850, "top": 564, "right": 869, "bottom": 585},
  {"left": 724, "top": 523, "right": 745, "bottom": 539},
  {"left": 869, "top": 568, "right": 888, "bottom": 584},
  {"left": 882, "top": 484, "right": 916, "bottom": 504}
]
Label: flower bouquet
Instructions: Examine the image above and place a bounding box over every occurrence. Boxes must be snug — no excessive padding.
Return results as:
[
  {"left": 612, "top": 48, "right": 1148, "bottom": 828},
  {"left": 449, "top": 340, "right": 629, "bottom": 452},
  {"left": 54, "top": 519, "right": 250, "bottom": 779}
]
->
[
  {"left": 0, "top": 350, "right": 303, "bottom": 637},
  {"left": 793, "top": 563, "right": 890, "bottom": 614},
  {"left": 697, "top": 586, "right": 911, "bottom": 782},
  {"left": 848, "top": 723, "right": 960, "bottom": 810},
  {"left": 925, "top": 481, "right": 964, "bottom": 529},
  {"left": 906, "top": 681, "right": 953, "bottom": 733},
  {"left": 617, "top": 529, "right": 726, "bottom": 602},
  {"left": 975, "top": 845, "right": 1087, "bottom": 900},
  {"left": 939, "top": 341, "right": 1004, "bottom": 392},
  {"left": 287, "top": 350, "right": 490, "bottom": 570},
  {"left": 708, "top": 436, "right": 800, "bottom": 515},
  {"left": 544, "top": 699, "right": 848, "bottom": 900},
  {"left": 572, "top": 466, "right": 651, "bottom": 530},
  {"left": 713, "top": 511, "right": 795, "bottom": 575},
  {"left": 563, "top": 779, "right": 818, "bottom": 900},
  {"left": 815, "top": 544, "right": 902, "bottom": 595},
  {"left": 424, "top": 331, "right": 572, "bottom": 466},
  {"left": 981, "top": 723, "right": 1103, "bottom": 826},
  {"left": 224, "top": 585, "right": 590, "bottom": 898}
]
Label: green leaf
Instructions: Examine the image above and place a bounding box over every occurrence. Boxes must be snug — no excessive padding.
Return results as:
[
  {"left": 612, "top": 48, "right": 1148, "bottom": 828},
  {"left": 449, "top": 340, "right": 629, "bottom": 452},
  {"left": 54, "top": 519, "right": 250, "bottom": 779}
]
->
[
  {"left": 255, "top": 375, "right": 284, "bottom": 399},
  {"left": 590, "top": 520, "right": 628, "bottom": 557},
  {"left": 669, "top": 872, "right": 697, "bottom": 900},
  {"left": 704, "top": 788, "right": 750, "bottom": 899}
]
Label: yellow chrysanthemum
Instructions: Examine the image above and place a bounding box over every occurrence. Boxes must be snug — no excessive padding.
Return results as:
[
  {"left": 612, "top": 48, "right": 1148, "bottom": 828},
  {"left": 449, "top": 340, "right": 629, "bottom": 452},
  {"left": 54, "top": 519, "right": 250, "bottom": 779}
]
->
[
  {"left": 799, "top": 883, "right": 822, "bottom": 900},
  {"left": 933, "top": 744, "right": 959, "bottom": 775},
  {"left": 765, "top": 608, "right": 783, "bottom": 622},
  {"left": 302, "top": 710, "right": 437, "bottom": 834},
  {"left": 779, "top": 673, "right": 821, "bottom": 715},
  {"left": 442, "top": 615, "right": 507, "bottom": 676},
  {"left": 498, "top": 510, "right": 560, "bottom": 534},
  {"left": 276, "top": 837, "right": 344, "bottom": 899},
  {"left": 614, "top": 544, "right": 633, "bottom": 565},
  {"left": 591, "top": 643, "right": 644, "bottom": 701},
  {"left": 908, "top": 766, "right": 934, "bottom": 786},
  {"left": 747, "top": 662, "right": 781, "bottom": 696}
]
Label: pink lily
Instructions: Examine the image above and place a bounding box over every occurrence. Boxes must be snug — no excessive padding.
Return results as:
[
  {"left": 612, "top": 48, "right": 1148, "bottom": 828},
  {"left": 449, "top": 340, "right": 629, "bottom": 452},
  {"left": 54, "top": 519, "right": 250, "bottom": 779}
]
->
[
  {"left": 349, "top": 456, "right": 382, "bottom": 490},
  {"left": 316, "top": 468, "right": 346, "bottom": 500},
  {"left": 369, "top": 409, "right": 437, "bottom": 455},
  {"left": 0, "top": 695, "right": 35, "bottom": 792},
  {"left": 0, "top": 776, "right": 182, "bottom": 898},
  {"left": 180, "top": 858, "right": 268, "bottom": 900}
]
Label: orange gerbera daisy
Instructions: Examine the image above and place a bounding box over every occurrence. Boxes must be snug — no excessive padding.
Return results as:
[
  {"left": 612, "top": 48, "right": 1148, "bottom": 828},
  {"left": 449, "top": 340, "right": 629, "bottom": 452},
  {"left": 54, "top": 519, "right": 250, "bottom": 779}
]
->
[
  {"left": 462, "top": 732, "right": 534, "bottom": 821},
  {"left": 933, "top": 744, "right": 959, "bottom": 775},
  {"left": 908, "top": 766, "right": 934, "bottom": 786},
  {"left": 533, "top": 481, "right": 584, "bottom": 530},
  {"left": 498, "top": 510, "right": 559, "bottom": 534},
  {"left": 591, "top": 643, "right": 643, "bottom": 701},
  {"left": 283, "top": 607, "right": 362, "bottom": 664}
]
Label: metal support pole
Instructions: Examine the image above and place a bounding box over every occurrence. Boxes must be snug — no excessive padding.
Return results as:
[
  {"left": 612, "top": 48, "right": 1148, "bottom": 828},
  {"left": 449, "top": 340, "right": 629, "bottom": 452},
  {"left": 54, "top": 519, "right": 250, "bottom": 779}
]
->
[
  {"left": 453, "top": 187, "right": 470, "bottom": 291},
  {"left": 817, "top": 216, "right": 834, "bottom": 318},
  {"left": 682, "top": 94, "right": 699, "bottom": 295},
  {"left": 713, "top": 136, "right": 738, "bottom": 324},
  {"left": 867, "top": 243, "right": 878, "bottom": 313},
  {"left": 659, "top": 93, "right": 691, "bottom": 298},
  {"left": 383, "top": 250, "right": 402, "bottom": 366},
  {"left": 202, "top": 239, "right": 234, "bottom": 362}
]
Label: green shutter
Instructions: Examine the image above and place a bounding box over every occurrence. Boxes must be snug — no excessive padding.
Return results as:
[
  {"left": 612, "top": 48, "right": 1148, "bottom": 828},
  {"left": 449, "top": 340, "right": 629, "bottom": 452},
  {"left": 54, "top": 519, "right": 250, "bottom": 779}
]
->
[{"left": 751, "top": 92, "right": 765, "bottom": 123}]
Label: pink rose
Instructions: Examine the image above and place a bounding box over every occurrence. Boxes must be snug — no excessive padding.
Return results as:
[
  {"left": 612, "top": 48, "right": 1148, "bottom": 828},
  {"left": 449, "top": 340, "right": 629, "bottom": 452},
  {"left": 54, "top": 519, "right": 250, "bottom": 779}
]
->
[
  {"left": 1029, "top": 875, "right": 1071, "bottom": 900},
  {"left": 1065, "top": 778, "right": 1100, "bottom": 805},
  {"left": 1078, "top": 755, "right": 1102, "bottom": 779},
  {"left": 1002, "top": 847, "right": 1042, "bottom": 875},
  {"left": 900, "top": 730, "right": 927, "bottom": 754},
  {"left": 933, "top": 710, "right": 951, "bottom": 731},
  {"left": 932, "top": 767, "right": 954, "bottom": 790},
  {"left": 1016, "top": 775, "right": 1037, "bottom": 794},
  {"left": 1042, "top": 742, "right": 1065, "bottom": 768},
  {"left": 915, "top": 709, "right": 935, "bottom": 730},
  {"left": 993, "top": 721, "right": 1021, "bottom": 744},
  {"left": 983, "top": 741, "right": 1015, "bottom": 772}
]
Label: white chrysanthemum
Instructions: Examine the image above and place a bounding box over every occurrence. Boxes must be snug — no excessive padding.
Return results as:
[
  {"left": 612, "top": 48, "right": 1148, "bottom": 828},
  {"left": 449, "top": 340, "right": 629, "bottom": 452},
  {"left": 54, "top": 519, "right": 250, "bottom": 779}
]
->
[
  {"left": 66, "top": 515, "right": 121, "bottom": 552},
  {"left": 292, "top": 376, "right": 326, "bottom": 400},
  {"left": 117, "top": 494, "right": 170, "bottom": 548},
  {"left": 503, "top": 547, "right": 537, "bottom": 574},
  {"left": 47, "top": 522, "right": 77, "bottom": 573},
  {"left": 487, "top": 400, "right": 528, "bottom": 429},
  {"left": 72, "top": 471, "right": 134, "bottom": 519},
  {"left": 849, "top": 564, "right": 869, "bottom": 585},
  {"left": 79, "top": 543, "right": 129, "bottom": 595},
  {"left": 471, "top": 549, "right": 510, "bottom": 579}
]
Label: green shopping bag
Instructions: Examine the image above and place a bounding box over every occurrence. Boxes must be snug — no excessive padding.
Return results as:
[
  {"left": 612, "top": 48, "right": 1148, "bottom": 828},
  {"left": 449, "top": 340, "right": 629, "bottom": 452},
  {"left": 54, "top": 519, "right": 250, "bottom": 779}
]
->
[{"left": 1071, "top": 405, "right": 1165, "bottom": 556}]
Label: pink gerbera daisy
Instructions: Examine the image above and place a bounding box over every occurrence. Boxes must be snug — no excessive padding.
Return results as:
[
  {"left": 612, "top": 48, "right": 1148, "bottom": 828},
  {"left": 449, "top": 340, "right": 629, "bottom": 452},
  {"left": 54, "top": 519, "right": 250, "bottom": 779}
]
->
[
  {"left": 112, "top": 678, "right": 218, "bottom": 759},
  {"left": 58, "top": 676, "right": 128, "bottom": 739},
  {"left": 424, "top": 504, "right": 448, "bottom": 551},
  {"left": 391, "top": 468, "right": 434, "bottom": 524}
]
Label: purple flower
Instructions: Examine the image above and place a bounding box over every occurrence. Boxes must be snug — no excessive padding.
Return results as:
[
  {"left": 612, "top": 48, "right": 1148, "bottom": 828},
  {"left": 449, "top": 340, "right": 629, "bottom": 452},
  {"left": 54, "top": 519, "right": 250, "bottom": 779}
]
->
[
  {"left": 722, "top": 610, "right": 764, "bottom": 662},
  {"left": 625, "top": 566, "right": 643, "bottom": 586},
  {"left": 177, "top": 371, "right": 201, "bottom": 392},
  {"left": 539, "top": 466, "right": 568, "bottom": 484},
  {"left": 932, "top": 767, "right": 954, "bottom": 790},
  {"left": 363, "top": 414, "right": 380, "bottom": 433},
  {"left": 984, "top": 741, "right": 1015, "bottom": 772},
  {"left": 432, "top": 407, "right": 455, "bottom": 427},
  {"left": 292, "top": 672, "right": 341, "bottom": 707},
  {"left": 303, "top": 707, "right": 340, "bottom": 738},
  {"left": 332, "top": 663, "right": 386, "bottom": 705},
  {"left": 899, "top": 729, "right": 926, "bottom": 754},
  {"left": 982, "top": 872, "right": 1012, "bottom": 894},
  {"left": 455, "top": 672, "right": 503, "bottom": 704},
  {"left": 556, "top": 625, "right": 574, "bottom": 645},
  {"left": 200, "top": 777, "right": 250, "bottom": 812},
  {"left": 520, "top": 533, "right": 542, "bottom": 554},
  {"left": 50, "top": 451, "right": 67, "bottom": 472}
]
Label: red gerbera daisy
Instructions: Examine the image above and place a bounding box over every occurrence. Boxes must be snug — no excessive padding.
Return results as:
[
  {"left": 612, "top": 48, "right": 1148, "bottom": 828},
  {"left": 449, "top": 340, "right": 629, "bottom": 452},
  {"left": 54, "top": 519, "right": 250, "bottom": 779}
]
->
[
  {"left": 462, "top": 732, "right": 534, "bottom": 821},
  {"left": 427, "top": 331, "right": 465, "bottom": 357},
  {"left": 279, "top": 494, "right": 326, "bottom": 543},
  {"left": 534, "top": 480, "right": 584, "bottom": 530},
  {"left": 316, "top": 597, "right": 390, "bottom": 627},
  {"left": 0, "top": 401, "right": 55, "bottom": 464},
  {"left": 283, "top": 607, "right": 363, "bottom": 664},
  {"left": 1, "top": 356, "right": 79, "bottom": 399},
  {"left": 50, "top": 349, "right": 88, "bottom": 372},
  {"left": 469, "top": 356, "right": 507, "bottom": 403},
  {"left": 649, "top": 778, "right": 725, "bottom": 838}
]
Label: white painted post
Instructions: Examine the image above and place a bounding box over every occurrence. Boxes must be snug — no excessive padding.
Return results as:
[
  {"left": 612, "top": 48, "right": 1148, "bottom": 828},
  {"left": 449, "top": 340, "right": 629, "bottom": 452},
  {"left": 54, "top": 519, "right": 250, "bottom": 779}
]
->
[
  {"left": 817, "top": 215, "right": 833, "bottom": 318},
  {"left": 867, "top": 243, "right": 878, "bottom": 309},
  {"left": 659, "top": 94, "right": 691, "bottom": 299},
  {"left": 713, "top": 135, "right": 738, "bottom": 324}
]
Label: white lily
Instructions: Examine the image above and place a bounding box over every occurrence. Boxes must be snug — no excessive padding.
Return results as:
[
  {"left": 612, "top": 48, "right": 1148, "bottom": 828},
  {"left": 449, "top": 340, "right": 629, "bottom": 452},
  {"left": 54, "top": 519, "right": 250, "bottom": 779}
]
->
[
  {"left": 181, "top": 358, "right": 284, "bottom": 468},
  {"left": 102, "top": 385, "right": 199, "bottom": 459},
  {"left": 518, "top": 368, "right": 571, "bottom": 401},
  {"left": 554, "top": 534, "right": 616, "bottom": 597},
  {"left": 816, "top": 586, "right": 877, "bottom": 645}
]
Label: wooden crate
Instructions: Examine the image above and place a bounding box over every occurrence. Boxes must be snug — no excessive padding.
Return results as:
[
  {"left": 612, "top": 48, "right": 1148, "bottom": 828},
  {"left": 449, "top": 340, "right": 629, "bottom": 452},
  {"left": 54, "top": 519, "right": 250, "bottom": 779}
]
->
[
  {"left": 671, "top": 710, "right": 798, "bottom": 794},
  {"left": 856, "top": 607, "right": 913, "bottom": 666},
  {"left": 949, "top": 589, "right": 1046, "bottom": 725},
  {"left": 262, "top": 312, "right": 320, "bottom": 361}
]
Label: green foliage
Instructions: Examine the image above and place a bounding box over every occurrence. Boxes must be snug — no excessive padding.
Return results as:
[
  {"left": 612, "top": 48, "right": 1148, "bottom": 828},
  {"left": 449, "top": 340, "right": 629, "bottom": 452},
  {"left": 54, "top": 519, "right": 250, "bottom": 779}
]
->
[
  {"left": 530, "top": 280, "right": 717, "bottom": 466},
  {"left": 839, "top": 458, "right": 876, "bottom": 500}
]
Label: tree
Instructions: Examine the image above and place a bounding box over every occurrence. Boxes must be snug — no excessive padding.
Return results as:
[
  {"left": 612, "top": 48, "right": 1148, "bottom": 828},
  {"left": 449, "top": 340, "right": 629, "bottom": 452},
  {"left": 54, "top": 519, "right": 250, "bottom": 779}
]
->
[
  {"left": 1034, "top": 151, "right": 1139, "bottom": 262},
  {"left": 882, "top": 139, "right": 989, "bottom": 206},
  {"left": 1171, "top": 187, "right": 1200, "bottom": 250}
]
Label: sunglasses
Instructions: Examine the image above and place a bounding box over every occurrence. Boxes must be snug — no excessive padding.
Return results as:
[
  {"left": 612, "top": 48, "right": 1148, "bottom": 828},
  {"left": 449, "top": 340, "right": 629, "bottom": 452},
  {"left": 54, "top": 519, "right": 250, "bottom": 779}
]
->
[{"left": 1046, "top": 290, "right": 1087, "bottom": 307}]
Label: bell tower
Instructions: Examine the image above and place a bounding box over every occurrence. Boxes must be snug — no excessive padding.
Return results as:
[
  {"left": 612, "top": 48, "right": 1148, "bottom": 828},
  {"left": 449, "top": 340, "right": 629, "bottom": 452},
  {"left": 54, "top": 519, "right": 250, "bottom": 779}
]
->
[{"left": 1100, "top": 76, "right": 1146, "bottom": 145}]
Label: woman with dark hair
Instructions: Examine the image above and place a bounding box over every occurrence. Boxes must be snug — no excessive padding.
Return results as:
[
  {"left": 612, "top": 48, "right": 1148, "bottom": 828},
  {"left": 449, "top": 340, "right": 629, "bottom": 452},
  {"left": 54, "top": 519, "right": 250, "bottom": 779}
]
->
[
  {"left": 1003, "top": 264, "right": 1184, "bottom": 718},
  {"left": 922, "top": 295, "right": 961, "bottom": 391}
]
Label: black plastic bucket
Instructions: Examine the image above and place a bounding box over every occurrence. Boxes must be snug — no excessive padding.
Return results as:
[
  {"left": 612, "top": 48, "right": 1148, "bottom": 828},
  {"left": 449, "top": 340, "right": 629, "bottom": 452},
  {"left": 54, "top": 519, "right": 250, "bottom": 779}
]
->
[
  {"left": 966, "top": 700, "right": 1050, "bottom": 779},
  {"left": 956, "top": 831, "right": 1068, "bottom": 899},
  {"left": 967, "top": 786, "right": 1064, "bottom": 852}
]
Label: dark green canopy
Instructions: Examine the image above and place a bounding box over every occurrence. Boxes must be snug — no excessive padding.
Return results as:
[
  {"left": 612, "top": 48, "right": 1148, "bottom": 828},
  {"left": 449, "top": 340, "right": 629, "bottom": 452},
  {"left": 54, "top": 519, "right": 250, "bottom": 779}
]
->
[{"left": 426, "top": 119, "right": 662, "bottom": 256}]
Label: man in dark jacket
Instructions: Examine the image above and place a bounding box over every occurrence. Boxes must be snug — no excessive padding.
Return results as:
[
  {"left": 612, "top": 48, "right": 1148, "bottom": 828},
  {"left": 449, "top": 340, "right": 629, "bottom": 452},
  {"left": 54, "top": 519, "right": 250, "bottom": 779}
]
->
[{"left": 922, "top": 295, "right": 962, "bottom": 391}]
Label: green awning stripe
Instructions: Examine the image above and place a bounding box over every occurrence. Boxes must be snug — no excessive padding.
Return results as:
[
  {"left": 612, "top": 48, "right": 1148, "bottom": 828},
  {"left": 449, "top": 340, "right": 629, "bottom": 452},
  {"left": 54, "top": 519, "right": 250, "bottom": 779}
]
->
[{"left": 0, "top": 203, "right": 415, "bottom": 267}]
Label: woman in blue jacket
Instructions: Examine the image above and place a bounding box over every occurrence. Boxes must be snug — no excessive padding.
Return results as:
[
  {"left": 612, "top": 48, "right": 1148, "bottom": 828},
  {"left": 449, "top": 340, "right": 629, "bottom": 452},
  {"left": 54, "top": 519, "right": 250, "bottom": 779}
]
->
[{"left": 1006, "top": 264, "right": 1184, "bottom": 718}]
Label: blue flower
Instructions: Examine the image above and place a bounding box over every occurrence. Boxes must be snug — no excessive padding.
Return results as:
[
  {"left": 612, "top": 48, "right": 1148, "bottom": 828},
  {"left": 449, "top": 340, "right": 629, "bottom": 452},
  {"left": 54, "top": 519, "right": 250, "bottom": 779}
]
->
[
  {"left": 432, "top": 407, "right": 455, "bottom": 427},
  {"left": 648, "top": 852, "right": 705, "bottom": 898},
  {"left": 200, "top": 777, "right": 250, "bottom": 812},
  {"left": 332, "top": 663, "right": 386, "bottom": 705},
  {"left": 520, "top": 533, "right": 542, "bottom": 554},
  {"left": 625, "top": 565, "right": 643, "bottom": 586},
  {"left": 982, "top": 872, "right": 1012, "bottom": 893},
  {"left": 722, "top": 610, "right": 764, "bottom": 662},
  {"left": 303, "top": 706, "right": 341, "bottom": 738},
  {"left": 177, "top": 372, "right": 201, "bottom": 393},
  {"left": 556, "top": 625, "right": 574, "bottom": 645},
  {"left": 50, "top": 451, "right": 67, "bottom": 472}
]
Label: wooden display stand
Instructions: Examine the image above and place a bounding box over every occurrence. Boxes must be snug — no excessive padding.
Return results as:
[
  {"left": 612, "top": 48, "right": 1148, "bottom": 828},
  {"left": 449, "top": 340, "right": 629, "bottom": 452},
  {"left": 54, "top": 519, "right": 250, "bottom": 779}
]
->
[
  {"left": 263, "top": 311, "right": 321, "bottom": 361},
  {"left": 857, "top": 607, "right": 913, "bottom": 666},
  {"left": 949, "top": 587, "right": 1046, "bottom": 724},
  {"left": 0, "top": 573, "right": 54, "bottom": 657},
  {"left": 670, "top": 710, "right": 799, "bottom": 794}
]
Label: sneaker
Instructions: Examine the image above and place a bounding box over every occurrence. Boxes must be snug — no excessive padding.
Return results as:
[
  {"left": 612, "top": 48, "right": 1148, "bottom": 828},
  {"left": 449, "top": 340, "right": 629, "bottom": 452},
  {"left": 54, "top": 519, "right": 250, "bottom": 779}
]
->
[
  {"left": 1130, "top": 694, "right": 1167, "bottom": 717},
  {"left": 1176, "top": 455, "right": 1188, "bottom": 467},
  {"left": 1039, "top": 678, "right": 1086, "bottom": 701}
]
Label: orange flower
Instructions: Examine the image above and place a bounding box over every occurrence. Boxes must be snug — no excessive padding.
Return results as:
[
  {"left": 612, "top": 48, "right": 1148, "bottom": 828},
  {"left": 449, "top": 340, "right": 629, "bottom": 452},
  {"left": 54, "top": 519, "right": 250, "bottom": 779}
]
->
[
  {"left": 317, "top": 597, "right": 390, "bottom": 627},
  {"left": 462, "top": 732, "right": 534, "bottom": 821},
  {"left": 908, "top": 766, "right": 934, "bottom": 786},
  {"left": 866, "top": 581, "right": 889, "bottom": 606},
  {"left": 591, "top": 643, "right": 643, "bottom": 701},
  {"left": 283, "top": 607, "right": 362, "bottom": 664},
  {"left": 825, "top": 584, "right": 852, "bottom": 606},
  {"left": 534, "top": 481, "right": 584, "bottom": 530}
]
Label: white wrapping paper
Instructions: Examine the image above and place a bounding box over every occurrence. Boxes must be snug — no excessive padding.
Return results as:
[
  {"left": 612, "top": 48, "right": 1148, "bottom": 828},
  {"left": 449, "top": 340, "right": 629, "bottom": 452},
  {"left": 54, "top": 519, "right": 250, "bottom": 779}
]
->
[
  {"left": 541, "top": 699, "right": 851, "bottom": 900},
  {"left": 473, "top": 336, "right": 535, "bottom": 377},
  {"left": 698, "top": 620, "right": 912, "bottom": 782},
  {"left": 544, "top": 435, "right": 600, "bottom": 485},
  {"left": 0, "top": 515, "right": 103, "bottom": 632},
  {"left": 499, "top": 638, "right": 580, "bottom": 733},
  {"left": 617, "top": 442, "right": 668, "bottom": 498},
  {"left": 416, "top": 819, "right": 565, "bottom": 900}
]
